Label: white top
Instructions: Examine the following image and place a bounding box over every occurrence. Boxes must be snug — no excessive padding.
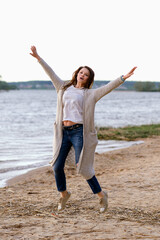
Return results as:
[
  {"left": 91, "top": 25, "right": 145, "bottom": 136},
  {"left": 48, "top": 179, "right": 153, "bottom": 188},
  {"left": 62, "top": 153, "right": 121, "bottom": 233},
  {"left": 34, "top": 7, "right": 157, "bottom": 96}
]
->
[{"left": 62, "top": 85, "right": 84, "bottom": 123}]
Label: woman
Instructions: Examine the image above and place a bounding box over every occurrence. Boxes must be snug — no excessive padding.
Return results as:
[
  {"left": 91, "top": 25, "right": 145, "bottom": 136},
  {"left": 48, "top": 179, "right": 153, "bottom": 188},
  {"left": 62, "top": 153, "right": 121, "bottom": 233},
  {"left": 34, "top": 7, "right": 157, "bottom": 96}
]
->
[{"left": 30, "top": 46, "right": 137, "bottom": 213}]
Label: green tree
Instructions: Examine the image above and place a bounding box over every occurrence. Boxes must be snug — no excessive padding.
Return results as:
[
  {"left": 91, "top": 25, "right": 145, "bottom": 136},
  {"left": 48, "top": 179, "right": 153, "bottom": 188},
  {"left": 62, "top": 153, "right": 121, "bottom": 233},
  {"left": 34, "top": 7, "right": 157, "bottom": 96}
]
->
[
  {"left": 0, "top": 80, "right": 17, "bottom": 90},
  {"left": 134, "top": 82, "right": 156, "bottom": 91}
]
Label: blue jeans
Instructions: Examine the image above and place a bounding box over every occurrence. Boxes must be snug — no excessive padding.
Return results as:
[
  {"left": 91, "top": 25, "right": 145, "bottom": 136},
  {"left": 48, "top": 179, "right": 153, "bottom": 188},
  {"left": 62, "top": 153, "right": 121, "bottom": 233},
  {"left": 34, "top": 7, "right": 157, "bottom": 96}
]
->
[{"left": 53, "top": 124, "right": 102, "bottom": 194}]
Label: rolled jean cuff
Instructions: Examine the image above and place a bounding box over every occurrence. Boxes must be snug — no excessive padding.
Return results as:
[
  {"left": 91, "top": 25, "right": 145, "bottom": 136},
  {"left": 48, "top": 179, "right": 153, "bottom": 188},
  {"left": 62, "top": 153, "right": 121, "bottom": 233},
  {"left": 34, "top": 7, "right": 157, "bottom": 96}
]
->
[{"left": 87, "top": 175, "right": 102, "bottom": 194}]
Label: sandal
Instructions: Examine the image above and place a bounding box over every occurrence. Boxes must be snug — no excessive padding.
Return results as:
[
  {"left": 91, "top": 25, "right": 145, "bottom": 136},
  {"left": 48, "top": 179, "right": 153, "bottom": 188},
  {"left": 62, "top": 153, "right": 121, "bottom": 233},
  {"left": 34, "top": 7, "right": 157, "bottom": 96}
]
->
[
  {"left": 99, "top": 191, "right": 108, "bottom": 213},
  {"left": 58, "top": 191, "right": 71, "bottom": 211}
]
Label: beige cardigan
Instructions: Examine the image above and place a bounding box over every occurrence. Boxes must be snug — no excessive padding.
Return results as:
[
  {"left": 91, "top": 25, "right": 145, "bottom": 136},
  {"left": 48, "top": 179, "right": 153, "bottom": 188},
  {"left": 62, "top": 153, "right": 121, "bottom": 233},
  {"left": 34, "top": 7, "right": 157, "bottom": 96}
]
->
[{"left": 39, "top": 59, "right": 124, "bottom": 180}]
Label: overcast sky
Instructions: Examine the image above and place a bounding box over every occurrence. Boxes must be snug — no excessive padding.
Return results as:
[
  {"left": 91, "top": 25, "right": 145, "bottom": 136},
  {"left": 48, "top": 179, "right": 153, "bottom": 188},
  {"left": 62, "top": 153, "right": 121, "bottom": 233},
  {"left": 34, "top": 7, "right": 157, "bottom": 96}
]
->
[{"left": 0, "top": 0, "right": 160, "bottom": 82}]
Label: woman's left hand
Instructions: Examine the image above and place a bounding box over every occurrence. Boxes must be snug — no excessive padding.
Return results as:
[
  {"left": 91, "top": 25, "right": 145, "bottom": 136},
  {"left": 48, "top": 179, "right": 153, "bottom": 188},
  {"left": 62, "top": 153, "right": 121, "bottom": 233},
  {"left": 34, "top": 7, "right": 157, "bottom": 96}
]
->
[{"left": 123, "top": 67, "right": 137, "bottom": 80}]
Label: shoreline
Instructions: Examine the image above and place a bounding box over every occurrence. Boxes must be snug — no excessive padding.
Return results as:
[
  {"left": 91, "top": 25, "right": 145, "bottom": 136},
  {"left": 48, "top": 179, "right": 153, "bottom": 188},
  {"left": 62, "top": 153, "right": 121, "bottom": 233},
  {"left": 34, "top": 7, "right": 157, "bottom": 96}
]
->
[
  {"left": 1, "top": 136, "right": 160, "bottom": 239},
  {"left": 5, "top": 139, "right": 144, "bottom": 188},
  {"left": 6, "top": 165, "right": 50, "bottom": 187}
]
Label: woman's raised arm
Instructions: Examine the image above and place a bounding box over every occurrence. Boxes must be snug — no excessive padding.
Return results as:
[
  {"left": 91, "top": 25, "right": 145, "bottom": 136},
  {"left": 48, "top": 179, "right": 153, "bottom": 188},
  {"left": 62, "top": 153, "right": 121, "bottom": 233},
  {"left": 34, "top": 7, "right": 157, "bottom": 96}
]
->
[
  {"left": 30, "top": 46, "right": 64, "bottom": 91},
  {"left": 94, "top": 66, "right": 137, "bottom": 102}
]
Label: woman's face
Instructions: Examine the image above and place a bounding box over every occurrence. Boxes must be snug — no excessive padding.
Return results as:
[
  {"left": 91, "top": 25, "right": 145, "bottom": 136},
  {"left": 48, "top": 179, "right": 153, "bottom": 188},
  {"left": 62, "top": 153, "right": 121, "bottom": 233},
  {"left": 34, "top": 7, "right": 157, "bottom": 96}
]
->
[{"left": 77, "top": 67, "right": 90, "bottom": 86}]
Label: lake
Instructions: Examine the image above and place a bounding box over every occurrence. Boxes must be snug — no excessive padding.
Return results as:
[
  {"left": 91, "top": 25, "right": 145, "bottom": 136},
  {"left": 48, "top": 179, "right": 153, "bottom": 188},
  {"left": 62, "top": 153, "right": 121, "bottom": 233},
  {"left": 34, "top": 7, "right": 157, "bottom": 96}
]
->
[{"left": 0, "top": 90, "right": 160, "bottom": 187}]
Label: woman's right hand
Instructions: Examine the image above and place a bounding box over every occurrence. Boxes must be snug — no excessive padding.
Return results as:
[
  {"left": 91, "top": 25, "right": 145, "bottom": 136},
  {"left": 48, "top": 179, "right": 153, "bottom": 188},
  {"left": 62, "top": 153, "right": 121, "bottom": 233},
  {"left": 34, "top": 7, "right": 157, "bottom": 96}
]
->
[{"left": 30, "top": 46, "right": 41, "bottom": 61}]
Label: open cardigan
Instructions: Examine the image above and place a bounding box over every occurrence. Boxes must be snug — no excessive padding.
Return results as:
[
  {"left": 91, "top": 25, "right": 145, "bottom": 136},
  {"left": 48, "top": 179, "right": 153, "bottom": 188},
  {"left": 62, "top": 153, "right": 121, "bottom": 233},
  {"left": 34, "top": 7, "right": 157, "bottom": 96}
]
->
[{"left": 39, "top": 58, "right": 124, "bottom": 180}]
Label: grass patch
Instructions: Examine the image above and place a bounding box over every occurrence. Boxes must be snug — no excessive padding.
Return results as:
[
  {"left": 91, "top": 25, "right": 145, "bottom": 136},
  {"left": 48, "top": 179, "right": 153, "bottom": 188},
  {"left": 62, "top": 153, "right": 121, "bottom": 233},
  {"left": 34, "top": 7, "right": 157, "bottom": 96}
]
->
[{"left": 97, "top": 124, "right": 160, "bottom": 141}]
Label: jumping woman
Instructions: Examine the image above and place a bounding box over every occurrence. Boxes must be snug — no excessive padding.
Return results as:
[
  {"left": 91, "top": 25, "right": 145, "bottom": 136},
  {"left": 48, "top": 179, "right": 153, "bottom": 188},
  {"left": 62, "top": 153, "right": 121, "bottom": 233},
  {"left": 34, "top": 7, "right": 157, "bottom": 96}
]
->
[{"left": 30, "top": 46, "right": 137, "bottom": 213}]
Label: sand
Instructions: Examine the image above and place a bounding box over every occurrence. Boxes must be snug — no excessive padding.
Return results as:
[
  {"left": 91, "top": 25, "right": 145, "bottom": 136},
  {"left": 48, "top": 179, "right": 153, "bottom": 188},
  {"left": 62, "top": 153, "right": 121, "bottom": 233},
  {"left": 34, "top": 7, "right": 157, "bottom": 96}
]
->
[{"left": 0, "top": 136, "right": 160, "bottom": 240}]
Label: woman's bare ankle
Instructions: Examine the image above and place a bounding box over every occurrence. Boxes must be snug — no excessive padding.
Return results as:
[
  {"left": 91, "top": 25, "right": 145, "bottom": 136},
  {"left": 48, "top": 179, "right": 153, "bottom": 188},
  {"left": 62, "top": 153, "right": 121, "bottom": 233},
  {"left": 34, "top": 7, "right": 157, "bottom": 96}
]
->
[
  {"left": 61, "top": 190, "right": 68, "bottom": 198},
  {"left": 97, "top": 191, "right": 105, "bottom": 199}
]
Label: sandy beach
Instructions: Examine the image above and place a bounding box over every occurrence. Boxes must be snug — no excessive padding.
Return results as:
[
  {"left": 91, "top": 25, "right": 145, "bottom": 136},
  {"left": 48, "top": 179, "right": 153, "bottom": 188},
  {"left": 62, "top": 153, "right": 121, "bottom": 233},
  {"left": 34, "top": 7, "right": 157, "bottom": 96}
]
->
[{"left": 0, "top": 136, "right": 160, "bottom": 240}]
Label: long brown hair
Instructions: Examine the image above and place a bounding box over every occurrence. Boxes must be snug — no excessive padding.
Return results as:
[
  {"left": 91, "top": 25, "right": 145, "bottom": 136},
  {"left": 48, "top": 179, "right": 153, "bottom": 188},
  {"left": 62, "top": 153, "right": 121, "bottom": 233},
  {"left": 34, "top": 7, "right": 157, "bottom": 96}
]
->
[{"left": 63, "top": 66, "right": 95, "bottom": 90}]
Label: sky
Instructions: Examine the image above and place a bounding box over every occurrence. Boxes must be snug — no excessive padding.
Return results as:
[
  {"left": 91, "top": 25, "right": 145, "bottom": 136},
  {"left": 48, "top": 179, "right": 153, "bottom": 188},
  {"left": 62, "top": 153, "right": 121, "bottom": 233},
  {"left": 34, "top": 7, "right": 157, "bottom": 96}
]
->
[{"left": 0, "top": 0, "right": 160, "bottom": 82}]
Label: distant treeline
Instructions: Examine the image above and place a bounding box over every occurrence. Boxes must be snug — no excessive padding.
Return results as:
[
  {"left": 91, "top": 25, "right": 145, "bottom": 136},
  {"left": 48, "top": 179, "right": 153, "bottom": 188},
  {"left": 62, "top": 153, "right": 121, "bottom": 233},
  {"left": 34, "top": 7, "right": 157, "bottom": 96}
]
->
[
  {"left": 1, "top": 80, "right": 160, "bottom": 91},
  {"left": 0, "top": 81, "right": 18, "bottom": 90},
  {"left": 134, "top": 82, "right": 160, "bottom": 91}
]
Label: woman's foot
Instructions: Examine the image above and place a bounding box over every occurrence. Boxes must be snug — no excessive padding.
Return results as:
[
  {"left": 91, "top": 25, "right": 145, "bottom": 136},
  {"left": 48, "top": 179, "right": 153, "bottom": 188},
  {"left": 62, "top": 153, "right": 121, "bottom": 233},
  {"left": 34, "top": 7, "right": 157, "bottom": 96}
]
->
[
  {"left": 58, "top": 191, "right": 71, "bottom": 211},
  {"left": 99, "top": 191, "right": 108, "bottom": 213}
]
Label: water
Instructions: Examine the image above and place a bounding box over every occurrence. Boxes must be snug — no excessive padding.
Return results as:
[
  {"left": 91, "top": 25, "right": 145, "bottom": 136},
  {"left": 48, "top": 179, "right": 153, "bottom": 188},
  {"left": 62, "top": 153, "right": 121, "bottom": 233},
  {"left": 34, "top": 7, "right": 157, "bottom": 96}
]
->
[
  {"left": 0, "top": 90, "right": 160, "bottom": 187},
  {"left": 95, "top": 91, "right": 160, "bottom": 127}
]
